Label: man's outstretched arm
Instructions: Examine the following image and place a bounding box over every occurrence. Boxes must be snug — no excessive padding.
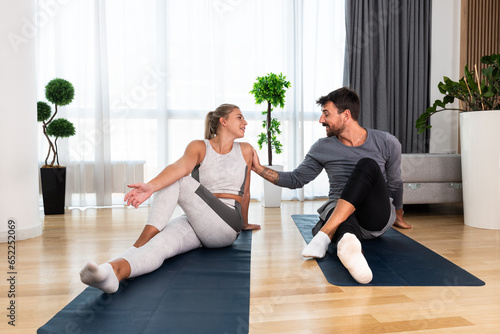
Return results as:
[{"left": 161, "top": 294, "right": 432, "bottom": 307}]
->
[{"left": 251, "top": 147, "right": 325, "bottom": 189}]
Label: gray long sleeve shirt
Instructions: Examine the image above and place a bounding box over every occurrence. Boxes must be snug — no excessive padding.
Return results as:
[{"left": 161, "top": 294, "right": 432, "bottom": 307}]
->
[{"left": 277, "top": 128, "right": 403, "bottom": 220}]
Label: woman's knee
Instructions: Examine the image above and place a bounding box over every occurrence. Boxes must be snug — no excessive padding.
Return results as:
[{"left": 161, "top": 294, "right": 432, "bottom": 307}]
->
[
  {"left": 178, "top": 175, "right": 200, "bottom": 191},
  {"left": 200, "top": 229, "right": 237, "bottom": 248},
  {"left": 153, "top": 180, "right": 180, "bottom": 201}
]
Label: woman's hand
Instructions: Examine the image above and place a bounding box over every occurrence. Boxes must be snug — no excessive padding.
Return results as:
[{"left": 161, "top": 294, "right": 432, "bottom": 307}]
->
[
  {"left": 125, "top": 183, "right": 154, "bottom": 208},
  {"left": 242, "top": 223, "right": 261, "bottom": 231}
]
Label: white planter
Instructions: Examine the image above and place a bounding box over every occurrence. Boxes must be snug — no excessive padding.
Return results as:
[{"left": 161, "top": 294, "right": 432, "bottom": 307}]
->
[
  {"left": 262, "top": 165, "right": 283, "bottom": 207},
  {"left": 460, "top": 110, "right": 500, "bottom": 229}
]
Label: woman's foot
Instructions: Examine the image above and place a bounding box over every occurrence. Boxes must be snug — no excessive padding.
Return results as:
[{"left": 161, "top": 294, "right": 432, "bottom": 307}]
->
[
  {"left": 80, "top": 261, "right": 119, "bottom": 293},
  {"left": 337, "top": 233, "right": 372, "bottom": 284}
]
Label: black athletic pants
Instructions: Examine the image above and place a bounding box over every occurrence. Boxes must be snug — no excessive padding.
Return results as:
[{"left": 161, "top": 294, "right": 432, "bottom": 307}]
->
[{"left": 312, "top": 158, "right": 392, "bottom": 243}]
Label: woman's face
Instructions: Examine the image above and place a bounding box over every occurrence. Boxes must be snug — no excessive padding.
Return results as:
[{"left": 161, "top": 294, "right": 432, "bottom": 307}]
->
[{"left": 225, "top": 108, "right": 247, "bottom": 138}]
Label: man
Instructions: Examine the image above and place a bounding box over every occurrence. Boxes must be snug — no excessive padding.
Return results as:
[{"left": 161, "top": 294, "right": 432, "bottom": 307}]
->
[{"left": 252, "top": 87, "right": 412, "bottom": 284}]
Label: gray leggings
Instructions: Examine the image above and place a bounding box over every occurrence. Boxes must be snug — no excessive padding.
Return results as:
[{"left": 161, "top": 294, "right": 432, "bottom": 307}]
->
[{"left": 120, "top": 176, "right": 242, "bottom": 278}]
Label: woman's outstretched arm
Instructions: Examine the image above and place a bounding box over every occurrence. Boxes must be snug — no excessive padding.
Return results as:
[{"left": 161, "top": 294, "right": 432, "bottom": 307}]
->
[{"left": 125, "top": 140, "right": 205, "bottom": 208}]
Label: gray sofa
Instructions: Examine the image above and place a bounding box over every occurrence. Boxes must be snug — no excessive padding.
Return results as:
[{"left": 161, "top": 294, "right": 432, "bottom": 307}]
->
[{"left": 401, "top": 154, "right": 462, "bottom": 204}]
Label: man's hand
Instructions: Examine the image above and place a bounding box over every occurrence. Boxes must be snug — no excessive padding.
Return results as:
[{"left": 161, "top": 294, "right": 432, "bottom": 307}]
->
[
  {"left": 251, "top": 148, "right": 263, "bottom": 173},
  {"left": 251, "top": 149, "right": 280, "bottom": 184},
  {"left": 393, "top": 209, "right": 413, "bottom": 229}
]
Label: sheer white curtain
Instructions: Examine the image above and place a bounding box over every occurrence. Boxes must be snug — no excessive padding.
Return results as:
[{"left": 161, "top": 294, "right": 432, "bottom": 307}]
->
[{"left": 36, "top": 0, "right": 345, "bottom": 207}]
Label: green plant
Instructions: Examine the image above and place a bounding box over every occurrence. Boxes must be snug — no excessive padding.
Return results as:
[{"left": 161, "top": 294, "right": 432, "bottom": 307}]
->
[
  {"left": 416, "top": 53, "right": 500, "bottom": 134},
  {"left": 37, "top": 78, "right": 76, "bottom": 167},
  {"left": 250, "top": 72, "right": 291, "bottom": 166}
]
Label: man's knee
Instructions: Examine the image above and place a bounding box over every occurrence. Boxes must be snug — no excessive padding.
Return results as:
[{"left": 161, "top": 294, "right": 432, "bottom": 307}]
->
[
  {"left": 354, "top": 158, "right": 383, "bottom": 179},
  {"left": 356, "top": 157, "right": 378, "bottom": 171}
]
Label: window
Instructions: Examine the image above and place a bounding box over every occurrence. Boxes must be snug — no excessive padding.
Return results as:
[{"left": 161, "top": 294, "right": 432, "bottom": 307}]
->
[{"left": 37, "top": 0, "right": 345, "bottom": 207}]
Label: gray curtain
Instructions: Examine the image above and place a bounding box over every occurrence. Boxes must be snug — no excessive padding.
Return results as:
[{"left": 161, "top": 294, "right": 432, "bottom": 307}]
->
[{"left": 343, "top": 0, "right": 431, "bottom": 153}]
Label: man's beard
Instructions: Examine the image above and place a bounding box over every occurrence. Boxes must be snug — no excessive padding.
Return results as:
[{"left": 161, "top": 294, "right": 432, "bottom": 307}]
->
[{"left": 323, "top": 123, "right": 343, "bottom": 137}]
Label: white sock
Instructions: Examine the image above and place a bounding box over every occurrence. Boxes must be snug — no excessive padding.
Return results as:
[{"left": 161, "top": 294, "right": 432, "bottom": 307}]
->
[
  {"left": 302, "top": 231, "right": 331, "bottom": 258},
  {"left": 80, "top": 261, "right": 119, "bottom": 293},
  {"left": 337, "top": 233, "right": 372, "bottom": 284}
]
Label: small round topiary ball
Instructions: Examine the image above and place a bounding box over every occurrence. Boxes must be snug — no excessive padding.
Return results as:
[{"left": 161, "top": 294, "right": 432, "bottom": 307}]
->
[
  {"left": 37, "top": 101, "right": 52, "bottom": 122},
  {"left": 45, "top": 78, "right": 75, "bottom": 106},
  {"left": 46, "top": 118, "right": 76, "bottom": 138}
]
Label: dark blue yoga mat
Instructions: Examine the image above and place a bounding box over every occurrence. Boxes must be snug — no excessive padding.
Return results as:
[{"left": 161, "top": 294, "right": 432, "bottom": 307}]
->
[
  {"left": 38, "top": 231, "right": 252, "bottom": 334},
  {"left": 292, "top": 214, "right": 484, "bottom": 286}
]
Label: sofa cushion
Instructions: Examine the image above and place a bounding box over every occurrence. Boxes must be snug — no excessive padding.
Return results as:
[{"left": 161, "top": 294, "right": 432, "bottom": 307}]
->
[{"left": 401, "top": 154, "right": 461, "bottom": 183}]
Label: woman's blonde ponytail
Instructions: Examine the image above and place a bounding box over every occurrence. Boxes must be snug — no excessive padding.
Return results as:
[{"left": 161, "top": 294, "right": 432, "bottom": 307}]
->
[{"left": 204, "top": 111, "right": 215, "bottom": 139}]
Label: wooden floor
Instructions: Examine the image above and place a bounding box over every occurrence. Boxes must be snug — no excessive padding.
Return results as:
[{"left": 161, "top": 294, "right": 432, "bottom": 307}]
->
[{"left": 2, "top": 200, "right": 500, "bottom": 333}]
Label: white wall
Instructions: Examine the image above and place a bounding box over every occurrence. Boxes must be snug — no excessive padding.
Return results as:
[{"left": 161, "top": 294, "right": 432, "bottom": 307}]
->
[
  {"left": 0, "top": 1, "right": 42, "bottom": 241},
  {"left": 428, "top": 0, "right": 462, "bottom": 153}
]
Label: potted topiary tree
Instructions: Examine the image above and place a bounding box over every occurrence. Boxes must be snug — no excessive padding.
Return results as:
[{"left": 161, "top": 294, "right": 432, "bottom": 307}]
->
[
  {"left": 250, "top": 72, "right": 291, "bottom": 207},
  {"left": 416, "top": 53, "right": 500, "bottom": 229},
  {"left": 37, "top": 78, "right": 76, "bottom": 215}
]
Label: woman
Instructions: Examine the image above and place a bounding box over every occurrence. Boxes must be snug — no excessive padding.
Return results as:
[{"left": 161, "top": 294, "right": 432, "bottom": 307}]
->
[{"left": 80, "top": 104, "right": 259, "bottom": 293}]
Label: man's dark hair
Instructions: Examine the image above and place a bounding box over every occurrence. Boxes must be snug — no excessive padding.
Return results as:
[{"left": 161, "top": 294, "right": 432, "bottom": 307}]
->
[{"left": 316, "top": 87, "right": 360, "bottom": 121}]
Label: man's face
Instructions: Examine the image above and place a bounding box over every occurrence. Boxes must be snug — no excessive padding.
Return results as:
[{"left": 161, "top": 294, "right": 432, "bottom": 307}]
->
[{"left": 319, "top": 101, "right": 345, "bottom": 137}]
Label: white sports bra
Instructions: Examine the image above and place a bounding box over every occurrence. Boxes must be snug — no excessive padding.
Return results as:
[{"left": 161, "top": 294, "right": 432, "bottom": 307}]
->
[{"left": 191, "top": 140, "right": 248, "bottom": 204}]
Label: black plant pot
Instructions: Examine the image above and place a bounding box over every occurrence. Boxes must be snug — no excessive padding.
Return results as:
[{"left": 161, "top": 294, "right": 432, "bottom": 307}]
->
[{"left": 40, "top": 167, "right": 66, "bottom": 215}]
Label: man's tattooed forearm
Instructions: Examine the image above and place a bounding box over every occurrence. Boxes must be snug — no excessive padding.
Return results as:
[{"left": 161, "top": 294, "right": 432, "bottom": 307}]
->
[{"left": 259, "top": 167, "right": 280, "bottom": 184}]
